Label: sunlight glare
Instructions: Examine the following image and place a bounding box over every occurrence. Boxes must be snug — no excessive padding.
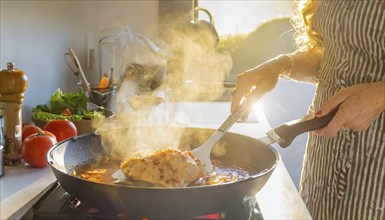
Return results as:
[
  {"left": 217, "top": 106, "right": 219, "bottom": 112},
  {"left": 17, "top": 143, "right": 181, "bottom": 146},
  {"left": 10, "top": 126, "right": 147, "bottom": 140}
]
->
[{"left": 252, "top": 101, "right": 263, "bottom": 113}]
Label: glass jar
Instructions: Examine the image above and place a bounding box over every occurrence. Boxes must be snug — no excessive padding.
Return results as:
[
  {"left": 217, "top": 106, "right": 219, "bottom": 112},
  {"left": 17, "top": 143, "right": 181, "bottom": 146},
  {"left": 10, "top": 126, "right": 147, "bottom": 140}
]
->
[{"left": 98, "top": 27, "right": 125, "bottom": 84}]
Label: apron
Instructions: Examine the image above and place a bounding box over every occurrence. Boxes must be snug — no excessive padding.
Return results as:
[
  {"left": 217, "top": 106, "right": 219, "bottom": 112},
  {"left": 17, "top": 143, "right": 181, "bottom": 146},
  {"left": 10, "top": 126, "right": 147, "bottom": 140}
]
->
[{"left": 299, "top": 1, "right": 385, "bottom": 219}]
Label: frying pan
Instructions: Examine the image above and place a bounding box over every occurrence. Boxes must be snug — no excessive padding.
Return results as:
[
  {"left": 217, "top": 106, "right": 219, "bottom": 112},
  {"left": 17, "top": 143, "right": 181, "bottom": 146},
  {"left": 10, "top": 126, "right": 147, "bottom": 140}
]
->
[
  {"left": 47, "top": 108, "right": 336, "bottom": 218},
  {"left": 47, "top": 127, "right": 279, "bottom": 218}
]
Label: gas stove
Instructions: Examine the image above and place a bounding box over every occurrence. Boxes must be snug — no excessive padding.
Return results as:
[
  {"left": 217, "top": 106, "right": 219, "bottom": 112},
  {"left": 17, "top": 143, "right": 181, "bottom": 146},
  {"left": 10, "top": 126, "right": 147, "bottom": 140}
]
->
[{"left": 21, "top": 182, "right": 263, "bottom": 220}]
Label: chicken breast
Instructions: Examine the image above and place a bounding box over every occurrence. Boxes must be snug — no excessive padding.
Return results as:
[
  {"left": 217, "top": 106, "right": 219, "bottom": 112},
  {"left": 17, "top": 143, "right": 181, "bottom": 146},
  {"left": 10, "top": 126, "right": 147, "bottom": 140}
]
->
[{"left": 120, "top": 148, "right": 205, "bottom": 187}]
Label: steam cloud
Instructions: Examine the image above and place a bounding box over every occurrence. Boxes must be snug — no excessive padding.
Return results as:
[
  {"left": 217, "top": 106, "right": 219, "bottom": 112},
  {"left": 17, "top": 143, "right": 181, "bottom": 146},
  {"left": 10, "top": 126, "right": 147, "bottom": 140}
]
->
[{"left": 93, "top": 12, "right": 233, "bottom": 160}]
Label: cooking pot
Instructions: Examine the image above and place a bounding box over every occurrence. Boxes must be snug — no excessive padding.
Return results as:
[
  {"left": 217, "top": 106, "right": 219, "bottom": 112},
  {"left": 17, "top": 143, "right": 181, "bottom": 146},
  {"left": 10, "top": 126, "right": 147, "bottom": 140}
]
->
[{"left": 47, "top": 126, "right": 279, "bottom": 218}]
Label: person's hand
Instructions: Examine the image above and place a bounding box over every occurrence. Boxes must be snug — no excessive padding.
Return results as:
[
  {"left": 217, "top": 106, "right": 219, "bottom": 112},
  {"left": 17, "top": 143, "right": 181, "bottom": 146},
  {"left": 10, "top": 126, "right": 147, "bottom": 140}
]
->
[
  {"left": 315, "top": 81, "right": 385, "bottom": 137},
  {"left": 231, "top": 57, "right": 286, "bottom": 113}
]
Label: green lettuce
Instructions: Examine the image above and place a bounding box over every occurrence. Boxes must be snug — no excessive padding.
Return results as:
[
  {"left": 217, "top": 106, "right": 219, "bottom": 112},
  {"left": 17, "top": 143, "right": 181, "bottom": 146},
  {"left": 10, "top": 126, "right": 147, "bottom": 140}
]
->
[
  {"left": 49, "top": 89, "right": 88, "bottom": 115},
  {"left": 32, "top": 89, "right": 105, "bottom": 122}
]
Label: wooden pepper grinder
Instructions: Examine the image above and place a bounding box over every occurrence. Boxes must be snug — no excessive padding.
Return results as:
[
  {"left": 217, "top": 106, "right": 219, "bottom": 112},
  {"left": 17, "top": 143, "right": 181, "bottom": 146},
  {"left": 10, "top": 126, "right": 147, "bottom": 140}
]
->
[{"left": 0, "top": 62, "right": 28, "bottom": 166}]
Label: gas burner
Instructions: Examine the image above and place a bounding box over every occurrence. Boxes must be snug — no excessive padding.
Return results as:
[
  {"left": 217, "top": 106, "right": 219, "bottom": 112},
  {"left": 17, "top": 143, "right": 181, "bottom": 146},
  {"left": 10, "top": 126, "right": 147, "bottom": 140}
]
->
[{"left": 22, "top": 182, "right": 263, "bottom": 220}]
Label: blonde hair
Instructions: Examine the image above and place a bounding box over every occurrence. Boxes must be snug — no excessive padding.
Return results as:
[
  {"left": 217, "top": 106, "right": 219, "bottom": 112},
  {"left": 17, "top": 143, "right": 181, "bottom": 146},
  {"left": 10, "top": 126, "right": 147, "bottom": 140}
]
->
[
  {"left": 292, "top": 0, "right": 323, "bottom": 52},
  {"left": 292, "top": 0, "right": 385, "bottom": 51}
]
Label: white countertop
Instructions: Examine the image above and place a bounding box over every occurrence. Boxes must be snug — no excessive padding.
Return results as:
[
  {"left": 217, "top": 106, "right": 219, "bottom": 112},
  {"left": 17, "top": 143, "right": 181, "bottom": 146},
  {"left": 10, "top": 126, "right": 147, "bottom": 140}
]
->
[
  {"left": 0, "top": 102, "right": 312, "bottom": 219},
  {"left": 0, "top": 166, "right": 55, "bottom": 219}
]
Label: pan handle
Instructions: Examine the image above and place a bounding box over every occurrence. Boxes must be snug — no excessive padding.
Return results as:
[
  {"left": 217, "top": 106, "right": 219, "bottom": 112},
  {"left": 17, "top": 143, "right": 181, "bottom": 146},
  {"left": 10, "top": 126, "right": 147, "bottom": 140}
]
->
[{"left": 274, "top": 106, "right": 339, "bottom": 148}]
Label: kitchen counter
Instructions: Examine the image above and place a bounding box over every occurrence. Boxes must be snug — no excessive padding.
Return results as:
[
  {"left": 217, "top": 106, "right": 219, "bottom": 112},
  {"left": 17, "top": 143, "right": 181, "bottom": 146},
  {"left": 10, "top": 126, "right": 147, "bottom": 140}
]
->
[
  {"left": 0, "top": 166, "right": 55, "bottom": 219},
  {"left": 0, "top": 102, "right": 312, "bottom": 219}
]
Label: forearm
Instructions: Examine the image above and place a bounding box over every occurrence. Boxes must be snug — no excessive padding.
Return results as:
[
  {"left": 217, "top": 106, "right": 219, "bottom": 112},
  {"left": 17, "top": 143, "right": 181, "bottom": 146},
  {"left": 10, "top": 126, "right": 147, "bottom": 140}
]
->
[{"left": 278, "top": 50, "right": 322, "bottom": 83}]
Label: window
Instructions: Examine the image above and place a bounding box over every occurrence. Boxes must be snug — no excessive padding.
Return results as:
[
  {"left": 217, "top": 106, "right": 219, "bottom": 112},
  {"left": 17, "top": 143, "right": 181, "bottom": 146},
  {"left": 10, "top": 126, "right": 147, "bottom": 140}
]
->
[
  {"left": 199, "top": 1, "right": 294, "bottom": 36},
  {"left": 158, "top": 1, "right": 296, "bottom": 101},
  {"left": 199, "top": 1, "right": 296, "bottom": 83}
]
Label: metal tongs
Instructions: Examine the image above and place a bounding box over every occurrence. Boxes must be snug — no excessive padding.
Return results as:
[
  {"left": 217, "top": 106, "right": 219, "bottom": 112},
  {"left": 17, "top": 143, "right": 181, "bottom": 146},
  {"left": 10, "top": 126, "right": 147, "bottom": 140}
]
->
[
  {"left": 190, "top": 97, "right": 252, "bottom": 173},
  {"left": 191, "top": 95, "right": 338, "bottom": 174},
  {"left": 65, "top": 48, "right": 92, "bottom": 96}
]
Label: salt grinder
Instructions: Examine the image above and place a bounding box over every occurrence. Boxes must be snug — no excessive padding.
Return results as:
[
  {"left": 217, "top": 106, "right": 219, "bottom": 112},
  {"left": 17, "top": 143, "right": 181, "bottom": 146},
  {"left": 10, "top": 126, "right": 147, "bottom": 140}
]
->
[{"left": 0, "top": 62, "right": 28, "bottom": 166}]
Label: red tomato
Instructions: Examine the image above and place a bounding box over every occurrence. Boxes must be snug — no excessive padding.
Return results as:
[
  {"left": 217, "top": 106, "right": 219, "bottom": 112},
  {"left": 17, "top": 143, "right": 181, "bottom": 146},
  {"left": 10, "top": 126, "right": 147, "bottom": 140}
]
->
[
  {"left": 61, "top": 108, "right": 71, "bottom": 116},
  {"left": 43, "top": 130, "right": 57, "bottom": 143},
  {"left": 43, "top": 120, "right": 77, "bottom": 142},
  {"left": 22, "top": 124, "right": 42, "bottom": 142},
  {"left": 22, "top": 131, "right": 57, "bottom": 168}
]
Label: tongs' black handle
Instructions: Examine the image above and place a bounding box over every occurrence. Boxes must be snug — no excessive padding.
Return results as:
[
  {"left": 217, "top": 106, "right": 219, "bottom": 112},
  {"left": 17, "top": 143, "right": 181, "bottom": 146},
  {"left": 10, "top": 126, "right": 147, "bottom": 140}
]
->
[{"left": 274, "top": 106, "right": 339, "bottom": 148}]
